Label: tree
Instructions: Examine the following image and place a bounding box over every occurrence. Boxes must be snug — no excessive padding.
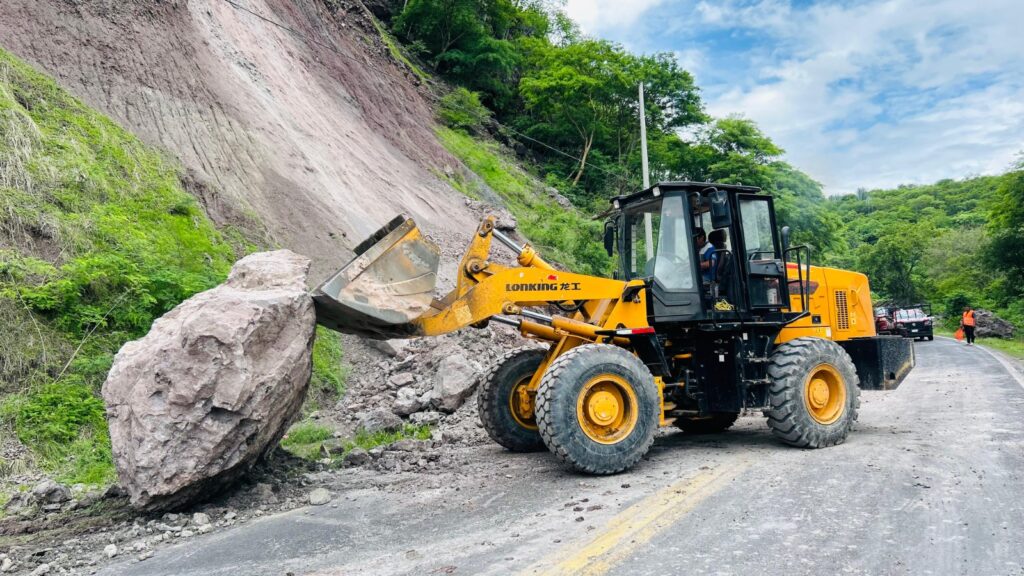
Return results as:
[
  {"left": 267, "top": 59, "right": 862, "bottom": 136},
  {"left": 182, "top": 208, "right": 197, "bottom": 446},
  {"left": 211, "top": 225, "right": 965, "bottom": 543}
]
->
[
  {"left": 518, "top": 40, "right": 704, "bottom": 194},
  {"left": 394, "top": 0, "right": 548, "bottom": 111},
  {"left": 697, "top": 117, "right": 783, "bottom": 188},
  {"left": 856, "top": 223, "right": 932, "bottom": 304},
  {"left": 767, "top": 162, "right": 840, "bottom": 255},
  {"left": 986, "top": 161, "right": 1024, "bottom": 302}
]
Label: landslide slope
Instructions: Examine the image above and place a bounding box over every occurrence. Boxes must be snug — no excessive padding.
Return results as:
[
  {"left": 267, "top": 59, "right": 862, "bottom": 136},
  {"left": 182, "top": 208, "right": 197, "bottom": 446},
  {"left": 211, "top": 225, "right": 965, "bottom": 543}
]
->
[{"left": 0, "top": 0, "right": 478, "bottom": 279}]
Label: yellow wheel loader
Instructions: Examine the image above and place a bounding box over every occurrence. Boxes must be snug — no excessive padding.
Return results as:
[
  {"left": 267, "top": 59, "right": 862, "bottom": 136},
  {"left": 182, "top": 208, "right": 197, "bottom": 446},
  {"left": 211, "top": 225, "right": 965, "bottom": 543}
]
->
[{"left": 314, "top": 182, "right": 914, "bottom": 474}]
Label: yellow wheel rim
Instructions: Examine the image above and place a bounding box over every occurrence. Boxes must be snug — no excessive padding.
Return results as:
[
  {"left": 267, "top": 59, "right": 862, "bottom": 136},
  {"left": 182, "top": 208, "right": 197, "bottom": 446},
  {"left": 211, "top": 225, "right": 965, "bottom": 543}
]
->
[
  {"left": 803, "top": 364, "right": 847, "bottom": 425},
  {"left": 576, "top": 374, "right": 639, "bottom": 444},
  {"left": 508, "top": 376, "right": 538, "bottom": 431}
]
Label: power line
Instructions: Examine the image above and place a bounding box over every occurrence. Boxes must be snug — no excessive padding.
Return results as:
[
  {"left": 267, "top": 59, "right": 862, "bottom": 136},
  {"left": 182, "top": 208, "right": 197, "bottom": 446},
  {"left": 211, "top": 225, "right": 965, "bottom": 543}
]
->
[
  {"left": 218, "top": 0, "right": 632, "bottom": 184},
  {"left": 222, "top": 0, "right": 353, "bottom": 57}
]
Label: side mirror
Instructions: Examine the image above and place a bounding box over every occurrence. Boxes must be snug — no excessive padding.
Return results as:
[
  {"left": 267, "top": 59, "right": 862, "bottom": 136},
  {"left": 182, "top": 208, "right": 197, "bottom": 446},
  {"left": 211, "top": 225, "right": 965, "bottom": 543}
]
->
[
  {"left": 781, "top": 225, "right": 791, "bottom": 252},
  {"left": 603, "top": 222, "right": 615, "bottom": 257},
  {"left": 709, "top": 188, "right": 731, "bottom": 229}
]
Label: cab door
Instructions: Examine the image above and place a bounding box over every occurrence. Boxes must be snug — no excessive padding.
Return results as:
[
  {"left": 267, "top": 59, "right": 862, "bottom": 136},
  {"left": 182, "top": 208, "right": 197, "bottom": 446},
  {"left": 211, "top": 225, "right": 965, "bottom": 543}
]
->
[
  {"left": 736, "top": 194, "right": 786, "bottom": 311},
  {"left": 623, "top": 193, "right": 704, "bottom": 322}
]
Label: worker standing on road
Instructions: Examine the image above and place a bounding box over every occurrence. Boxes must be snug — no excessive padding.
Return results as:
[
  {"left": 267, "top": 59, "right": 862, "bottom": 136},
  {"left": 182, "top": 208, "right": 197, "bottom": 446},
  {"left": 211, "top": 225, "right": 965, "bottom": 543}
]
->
[{"left": 961, "top": 306, "right": 976, "bottom": 345}]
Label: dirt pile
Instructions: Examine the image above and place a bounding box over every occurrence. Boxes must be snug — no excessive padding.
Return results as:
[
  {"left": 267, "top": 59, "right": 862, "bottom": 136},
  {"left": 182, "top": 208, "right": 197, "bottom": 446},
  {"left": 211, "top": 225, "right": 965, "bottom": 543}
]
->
[
  {"left": 103, "top": 250, "right": 316, "bottom": 511},
  {"left": 0, "top": 0, "right": 479, "bottom": 281},
  {"left": 337, "top": 323, "right": 535, "bottom": 444}
]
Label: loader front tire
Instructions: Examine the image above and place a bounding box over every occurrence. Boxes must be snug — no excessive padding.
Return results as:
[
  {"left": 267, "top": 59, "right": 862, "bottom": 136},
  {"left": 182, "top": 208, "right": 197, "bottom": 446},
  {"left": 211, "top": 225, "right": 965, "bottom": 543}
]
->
[
  {"left": 535, "top": 344, "right": 658, "bottom": 475},
  {"left": 478, "top": 347, "right": 547, "bottom": 452},
  {"left": 765, "top": 337, "right": 860, "bottom": 448}
]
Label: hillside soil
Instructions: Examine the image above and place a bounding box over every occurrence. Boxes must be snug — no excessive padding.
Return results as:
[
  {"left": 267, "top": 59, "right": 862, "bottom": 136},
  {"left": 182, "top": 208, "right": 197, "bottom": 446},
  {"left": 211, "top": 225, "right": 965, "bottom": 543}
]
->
[{"left": 0, "top": 0, "right": 481, "bottom": 281}]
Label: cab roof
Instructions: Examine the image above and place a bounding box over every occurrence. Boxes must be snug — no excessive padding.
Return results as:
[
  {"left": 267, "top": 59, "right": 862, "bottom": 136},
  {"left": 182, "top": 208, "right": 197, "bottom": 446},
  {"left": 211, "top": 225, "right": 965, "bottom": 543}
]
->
[{"left": 611, "top": 181, "right": 763, "bottom": 207}]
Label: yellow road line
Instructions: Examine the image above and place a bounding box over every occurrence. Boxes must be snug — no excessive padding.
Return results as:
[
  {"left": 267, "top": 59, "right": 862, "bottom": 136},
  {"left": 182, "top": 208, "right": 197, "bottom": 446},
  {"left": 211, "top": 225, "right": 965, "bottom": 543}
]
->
[{"left": 521, "top": 459, "right": 750, "bottom": 576}]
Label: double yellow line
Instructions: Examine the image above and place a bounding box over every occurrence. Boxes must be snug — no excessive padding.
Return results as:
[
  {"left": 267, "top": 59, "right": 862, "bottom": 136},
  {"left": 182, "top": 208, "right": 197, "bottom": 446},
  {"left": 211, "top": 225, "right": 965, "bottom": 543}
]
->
[{"left": 521, "top": 459, "right": 751, "bottom": 576}]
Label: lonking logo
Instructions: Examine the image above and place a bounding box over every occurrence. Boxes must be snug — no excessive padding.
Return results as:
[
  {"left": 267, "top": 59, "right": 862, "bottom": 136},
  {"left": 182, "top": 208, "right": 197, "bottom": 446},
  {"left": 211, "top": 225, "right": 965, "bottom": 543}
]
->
[{"left": 506, "top": 282, "right": 582, "bottom": 292}]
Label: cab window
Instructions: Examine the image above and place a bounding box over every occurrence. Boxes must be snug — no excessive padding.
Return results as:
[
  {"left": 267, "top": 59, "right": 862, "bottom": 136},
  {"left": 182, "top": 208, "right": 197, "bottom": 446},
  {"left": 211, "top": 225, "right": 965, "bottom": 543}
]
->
[
  {"left": 739, "top": 197, "right": 778, "bottom": 259},
  {"left": 624, "top": 195, "right": 695, "bottom": 290}
]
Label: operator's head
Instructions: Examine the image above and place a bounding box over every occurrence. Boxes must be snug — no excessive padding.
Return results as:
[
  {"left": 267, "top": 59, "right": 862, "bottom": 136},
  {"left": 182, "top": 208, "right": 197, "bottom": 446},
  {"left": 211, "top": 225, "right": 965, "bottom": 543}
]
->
[
  {"left": 963, "top": 305, "right": 972, "bottom": 312},
  {"left": 709, "top": 229, "right": 727, "bottom": 248},
  {"left": 694, "top": 230, "right": 707, "bottom": 247}
]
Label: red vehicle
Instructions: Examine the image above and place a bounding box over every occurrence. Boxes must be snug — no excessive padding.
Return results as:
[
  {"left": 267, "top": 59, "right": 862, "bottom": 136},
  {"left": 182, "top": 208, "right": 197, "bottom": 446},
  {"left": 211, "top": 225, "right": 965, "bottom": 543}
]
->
[
  {"left": 874, "top": 307, "right": 899, "bottom": 335},
  {"left": 894, "top": 306, "right": 934, "bottom": 341}
]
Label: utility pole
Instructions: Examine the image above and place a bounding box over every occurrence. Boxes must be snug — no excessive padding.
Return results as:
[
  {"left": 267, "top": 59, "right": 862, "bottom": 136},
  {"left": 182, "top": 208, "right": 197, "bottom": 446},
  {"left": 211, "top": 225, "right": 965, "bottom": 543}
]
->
[{"left": 640, "top": 83, "right": 654, "bottom": 260}]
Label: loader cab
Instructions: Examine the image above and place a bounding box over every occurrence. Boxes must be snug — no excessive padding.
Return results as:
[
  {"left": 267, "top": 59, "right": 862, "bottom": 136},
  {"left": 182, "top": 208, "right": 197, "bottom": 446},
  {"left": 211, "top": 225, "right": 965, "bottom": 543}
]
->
[{"left": 608, "top": 182, "right": 796, "bottom": 327}]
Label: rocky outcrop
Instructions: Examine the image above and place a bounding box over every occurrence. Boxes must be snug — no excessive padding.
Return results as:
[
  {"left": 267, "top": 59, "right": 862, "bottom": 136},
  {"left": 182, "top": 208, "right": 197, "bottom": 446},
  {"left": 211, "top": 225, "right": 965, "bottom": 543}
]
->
[
  {"left": 102, "top": 250, "right": 316, "bottom": 511},
  {"left": 975, "top": 309, "right": 1016, "bottom": 339}
]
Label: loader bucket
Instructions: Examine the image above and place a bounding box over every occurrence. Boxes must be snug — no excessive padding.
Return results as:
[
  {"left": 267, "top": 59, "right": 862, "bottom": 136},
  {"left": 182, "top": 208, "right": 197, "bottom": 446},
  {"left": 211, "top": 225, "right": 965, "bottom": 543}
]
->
[
  {"left": 313, "top": 216, "right": 440, "bottom": 339},
  {"left": 840, "top": 336, "right": 915, "bottom": 390}
]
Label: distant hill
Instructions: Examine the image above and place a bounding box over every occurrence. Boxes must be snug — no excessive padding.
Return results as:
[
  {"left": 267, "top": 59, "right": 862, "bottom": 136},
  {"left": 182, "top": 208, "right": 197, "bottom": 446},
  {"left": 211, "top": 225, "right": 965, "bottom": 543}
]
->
[{"left": 825, "top": 173, "right": 1020, "bottom": 326}]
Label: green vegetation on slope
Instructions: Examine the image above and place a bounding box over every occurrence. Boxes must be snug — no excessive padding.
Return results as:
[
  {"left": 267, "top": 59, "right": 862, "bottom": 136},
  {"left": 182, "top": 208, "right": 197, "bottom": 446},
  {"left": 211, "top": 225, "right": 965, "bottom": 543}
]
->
[
  {"left": 0, "top": 48, "right": 238, "bottom": 485},
  {"left": 436, "top": 126, "right": 611, "bottom": 275},
  {"left": 306, "top": 326, "right": 350, "bottom": 414}
]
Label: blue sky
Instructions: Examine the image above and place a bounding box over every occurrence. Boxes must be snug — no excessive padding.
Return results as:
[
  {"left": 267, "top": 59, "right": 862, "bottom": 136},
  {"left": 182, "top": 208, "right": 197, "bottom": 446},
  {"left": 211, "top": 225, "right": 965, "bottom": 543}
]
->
[{"left": 564, "top": 0, "right": 1024, "bottom": 195}]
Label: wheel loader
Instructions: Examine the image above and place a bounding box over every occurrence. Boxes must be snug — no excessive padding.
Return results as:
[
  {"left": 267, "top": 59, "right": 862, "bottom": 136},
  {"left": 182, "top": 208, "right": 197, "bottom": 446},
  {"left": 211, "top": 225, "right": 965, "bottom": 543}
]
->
[{"left": 313, "top": 181, "right": 915, "bottom": 474}]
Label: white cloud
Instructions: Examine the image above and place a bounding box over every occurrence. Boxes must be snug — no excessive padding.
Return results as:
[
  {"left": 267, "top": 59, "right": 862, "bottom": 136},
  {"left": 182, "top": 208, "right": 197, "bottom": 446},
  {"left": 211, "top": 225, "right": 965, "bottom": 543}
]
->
[
  {"left": 697, "top": 0, "right": 1024, "bottom": 194},
  {"left": 673, "top": 48, "right": 706, "bottom": 81},
  {"left": 563, "top": 0, "right": 667, "bottom": 35}
]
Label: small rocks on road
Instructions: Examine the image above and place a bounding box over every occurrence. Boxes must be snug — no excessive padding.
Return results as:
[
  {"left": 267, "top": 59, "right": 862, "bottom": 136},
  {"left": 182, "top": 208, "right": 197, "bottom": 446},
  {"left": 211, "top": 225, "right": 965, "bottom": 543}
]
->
[{"left": 308, "top": 488, "right": 332, "bottom": 506}]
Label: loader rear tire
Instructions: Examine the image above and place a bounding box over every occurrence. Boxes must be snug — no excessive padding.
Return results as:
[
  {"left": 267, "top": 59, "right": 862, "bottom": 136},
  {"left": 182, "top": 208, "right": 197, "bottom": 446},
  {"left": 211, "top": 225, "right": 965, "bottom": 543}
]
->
[
  {"left": 535, "top": 344, "right": 658, "bottom": 475},
  {"left": 478, "top": 347, "right": 547, "bottom": 452},
  {"left": 675, "top": 412, "right": 739, "bottom": 434},
  {"left": 765, "top": 337, "right": 860, "bottom": 448}
]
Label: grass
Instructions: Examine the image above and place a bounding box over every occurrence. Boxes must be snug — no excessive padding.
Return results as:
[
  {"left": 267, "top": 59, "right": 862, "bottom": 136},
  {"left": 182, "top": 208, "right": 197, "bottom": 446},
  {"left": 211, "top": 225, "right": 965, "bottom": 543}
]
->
[
  {"left": 0, "top": 47, "right": 237, "bottom": 486},
  {"left": 936, "top": 328, "right": 1024, "bottom": 360},
  {"left": 0, "top": 379, "right": 113, "bottom": 485},
  {"left": 435, "top": 127, "right": 612, "bottom": 275},
  {"left": 280, "top": 421, "right": 431, "bottom": 462},
  {"left": 974, "top": 337, "right": 1024, "bottom": 360},
  {"left": 368, "top": 14, "right": 430, "bottom": 83},
  {"left": 348, "top": 424, "right": 432, "bottom": 451},
  {"left": 280, "top": 421, "right": 335, "bottom": 460},
  {"left": 306, "top": 326, "right": 350, "bottom": 414}
]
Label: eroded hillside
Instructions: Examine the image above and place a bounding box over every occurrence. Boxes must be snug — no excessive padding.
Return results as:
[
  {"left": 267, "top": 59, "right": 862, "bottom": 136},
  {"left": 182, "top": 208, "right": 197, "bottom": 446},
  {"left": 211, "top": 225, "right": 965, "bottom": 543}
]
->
[{"left": 0, "top": 0, "right": 479, "bottom": 279}]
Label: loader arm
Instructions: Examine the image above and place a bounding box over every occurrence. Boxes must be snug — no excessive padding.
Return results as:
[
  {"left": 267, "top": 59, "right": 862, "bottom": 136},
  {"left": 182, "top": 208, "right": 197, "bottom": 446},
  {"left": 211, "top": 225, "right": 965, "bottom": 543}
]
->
[{"left": 313, "top": 216, "right": 650, "bottom": 345}]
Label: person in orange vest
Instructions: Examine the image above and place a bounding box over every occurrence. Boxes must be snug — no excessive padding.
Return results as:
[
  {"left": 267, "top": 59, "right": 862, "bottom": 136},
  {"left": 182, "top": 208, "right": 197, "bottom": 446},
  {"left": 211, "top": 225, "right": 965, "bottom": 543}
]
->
[{"left": 960, "top": 306, "right": 976, "bottom": 345}]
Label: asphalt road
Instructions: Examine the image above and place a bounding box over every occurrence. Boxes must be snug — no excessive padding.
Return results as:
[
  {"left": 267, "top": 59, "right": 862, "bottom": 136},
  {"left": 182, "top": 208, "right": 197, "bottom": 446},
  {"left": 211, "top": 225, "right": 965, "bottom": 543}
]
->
[{"left": 103, "top": 338, "right": 1024, "bottom": 576}]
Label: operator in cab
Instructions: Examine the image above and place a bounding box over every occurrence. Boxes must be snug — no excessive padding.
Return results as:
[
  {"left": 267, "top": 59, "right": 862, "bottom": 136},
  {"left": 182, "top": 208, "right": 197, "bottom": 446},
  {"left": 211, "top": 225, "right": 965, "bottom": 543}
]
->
[{"left": 695, "top": 230, "right": 716, "bottom": 284}]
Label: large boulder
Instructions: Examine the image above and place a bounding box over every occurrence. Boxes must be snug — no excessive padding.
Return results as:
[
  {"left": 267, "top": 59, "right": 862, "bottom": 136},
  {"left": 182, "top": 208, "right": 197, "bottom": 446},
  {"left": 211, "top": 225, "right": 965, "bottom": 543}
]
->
[
  {"left": 974, "top": 309, "right": 1015, "bottom": 339},
  {"left": 102, "top": 250, "right": 316, "bottom": 511}
]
